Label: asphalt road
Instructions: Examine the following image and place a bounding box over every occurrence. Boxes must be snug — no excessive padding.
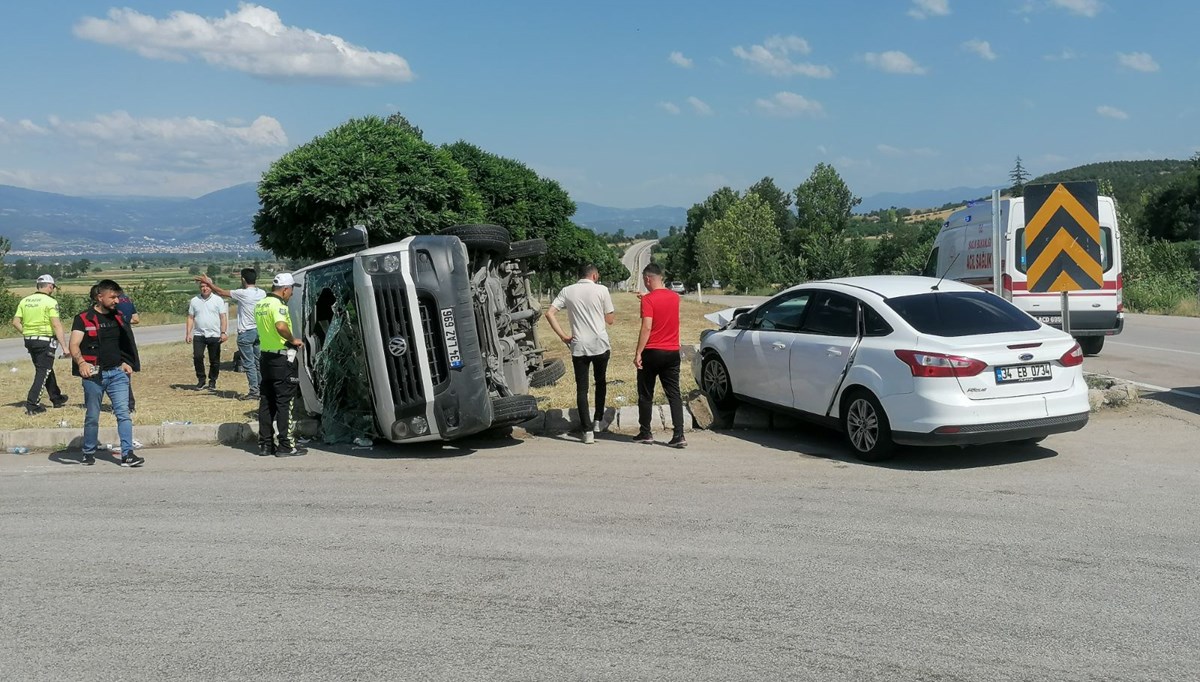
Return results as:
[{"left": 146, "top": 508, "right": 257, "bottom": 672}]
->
[
  {"left": 0, "top": 323, "right": 185, "bottom": 363},
  {"left": 1, "top": 400, "right": 1197, "bottom": 681},
  {"left": 621, "top": 239, "right": 657, "bottom": 292}
]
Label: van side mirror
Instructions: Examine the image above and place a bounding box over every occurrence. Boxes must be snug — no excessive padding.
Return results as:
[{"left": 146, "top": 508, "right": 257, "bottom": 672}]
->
[{"left": 333, "top": 224, "right": 369, "bottom": 252}]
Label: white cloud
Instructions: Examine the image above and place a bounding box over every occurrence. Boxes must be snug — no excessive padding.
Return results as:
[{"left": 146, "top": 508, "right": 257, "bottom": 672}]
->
[
  {"left": 73, "top": 4, "right": 413, "bottom": 84},
  {"left": 1117, "top": 51, "right": 1159, "bottom": 73},
  {"left": 687, "top": 97, "right": 714, "bottom": 116},
  {"left": 1043, "top": 48, "right": 1077, "bottom": 61},
  {"left": 864, "top": 51, "right": 927, "bottom": 75},
  {"left": 962, "top": 39, "right": 997, "bottom": 61},
  {"left": 657, "top": 101, "right": 681, "bottom": 115},
  {"left": 1051, "top": 0, "right": 1102, "bottom": 17},
  {"left": 908, "top": 0, "right": 951, "bottom": 19},
  {"left": 732, "top": 35, "right": 833, "bottom": 78},
  {"left": 45, "top": 111, "right": 288, "bottom": 147},
  {"left": 877, "top": 144, "right": 938, "bottom": 157},
  {"left": 668, "top": 51, "right": 693, "bottom": 69},
  {"left": 1097, "top": 105, "right": 1128, "bottom": 120},
  {"left": 754, "top": 91, "right": 824, "bottom": 118}
]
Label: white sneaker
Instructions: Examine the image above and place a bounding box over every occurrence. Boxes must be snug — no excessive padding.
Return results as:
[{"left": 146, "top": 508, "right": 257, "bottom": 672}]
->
[
  {"left": 582, "top": 431, "right": 595, "bottom": 445},
  {"left": 593, "top": 420, "right": 606, "bottom": 434},
  {"left": 109, "top": 439, "right": 144, "bottom": 454}
]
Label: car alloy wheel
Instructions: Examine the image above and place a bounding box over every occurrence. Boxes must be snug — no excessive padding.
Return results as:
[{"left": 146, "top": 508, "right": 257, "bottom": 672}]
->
[
  {"left": 702, "top": 356, "right": 736, "bottom": 410},
  {"left": 842, "top": 390, "right": 894, "bottom": 462}
]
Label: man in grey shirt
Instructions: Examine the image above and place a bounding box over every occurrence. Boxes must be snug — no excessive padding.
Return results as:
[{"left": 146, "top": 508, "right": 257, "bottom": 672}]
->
[
  {"left": 185, "top": 280, "right": 229, "bottom": 390},
  {"left": 197, "top": 269, "right": 266, "bottom": 399},
  {"left": 546, "top": 264, "right": 616, "bottom": 444}
]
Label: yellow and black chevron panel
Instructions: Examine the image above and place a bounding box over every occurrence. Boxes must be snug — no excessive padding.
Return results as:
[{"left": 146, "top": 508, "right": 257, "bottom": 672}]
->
[{"left": 1023, "top": 181, "right": 1103, "bottom": 292}]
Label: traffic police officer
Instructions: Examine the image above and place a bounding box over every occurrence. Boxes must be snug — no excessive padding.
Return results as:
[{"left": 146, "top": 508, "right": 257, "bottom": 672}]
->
[
  {"left": 11, "top": 274, "right": 70, "bottom": 415},
  {"left": 254, "top": 273, "right": 305, "bottom": 457}
]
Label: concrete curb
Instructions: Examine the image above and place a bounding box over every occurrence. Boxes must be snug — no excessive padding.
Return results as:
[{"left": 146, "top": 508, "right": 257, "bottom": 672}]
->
[{"left": 2, "top": 419, "right": 320, "bottom": 453}]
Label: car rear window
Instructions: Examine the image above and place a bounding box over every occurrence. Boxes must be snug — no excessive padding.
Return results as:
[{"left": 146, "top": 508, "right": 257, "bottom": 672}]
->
[{"left": 885, "top": 291, "right": 1040, "bottom": 336}]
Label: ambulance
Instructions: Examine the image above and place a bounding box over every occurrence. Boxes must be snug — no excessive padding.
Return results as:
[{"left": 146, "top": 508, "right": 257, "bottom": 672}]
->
[{"left": 922, "top": 195, "right": 1123, "bottom": 355}]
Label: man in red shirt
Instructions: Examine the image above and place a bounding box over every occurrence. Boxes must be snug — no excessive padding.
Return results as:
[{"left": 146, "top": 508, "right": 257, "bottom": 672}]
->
[{"left": 634, "top": 263, "right": 686, "bottom": 448}]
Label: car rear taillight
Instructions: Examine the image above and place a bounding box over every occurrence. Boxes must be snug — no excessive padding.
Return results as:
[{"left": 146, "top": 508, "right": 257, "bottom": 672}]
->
[
  {"left": 1059, "top": 342, "right": 1083, "bottom": 367},
  {"left": 1115, "top": 273, "right": 1124, "bottom": 312},
  {"left": 895, "top": 350, "right": 988, "bottom": 378},
  {"left": 1001, "top": 273, "right": 1013, "bottom": 301}
]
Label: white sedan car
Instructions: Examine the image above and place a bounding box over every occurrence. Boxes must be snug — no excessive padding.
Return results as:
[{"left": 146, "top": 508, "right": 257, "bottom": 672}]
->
[{"left": 693, "top": 276, "right": 1089, "bottom": 461}]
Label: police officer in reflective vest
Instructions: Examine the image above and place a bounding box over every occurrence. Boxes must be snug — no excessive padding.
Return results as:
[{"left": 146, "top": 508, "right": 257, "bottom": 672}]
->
[
  {"left": 11, "top": 274, "right": 70, "bottom": 415},
  {"left": 254, "top": 273, "right": 305, "bottom": 457}
]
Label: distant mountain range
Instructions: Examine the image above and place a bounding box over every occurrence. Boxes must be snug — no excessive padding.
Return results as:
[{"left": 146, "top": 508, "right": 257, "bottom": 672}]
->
[
  {"left": 855, "top": 186, "right": 996, "bottom": 214},
  {"left": 571, "top": 202, "right": 686, "bottom": 234}
]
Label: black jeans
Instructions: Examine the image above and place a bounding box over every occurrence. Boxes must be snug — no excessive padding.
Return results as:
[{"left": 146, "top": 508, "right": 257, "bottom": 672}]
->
[
  {"left": 193, "top": 336, "right": 222, "bottom": 383},
  {"left": 637, "top": 348, "right": 684, "bottom": 439},
  {"left": 23, "top": 338, "right": 63, "bottom": 408},
  {"left": 571, "top": 351, "right": 610, "bottom": 430},
  {"left": 258, "top": 352, "right": 298, "bottom": 450}
]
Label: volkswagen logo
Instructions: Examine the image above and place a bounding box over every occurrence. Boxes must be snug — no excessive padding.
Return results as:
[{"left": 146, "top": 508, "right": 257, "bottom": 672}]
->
[
  {"left": 388, "top": 336, "right": 408, "bottom": 357},
  {"left": 1019, "top": 353, "right": 1034, "bottom": 361}
]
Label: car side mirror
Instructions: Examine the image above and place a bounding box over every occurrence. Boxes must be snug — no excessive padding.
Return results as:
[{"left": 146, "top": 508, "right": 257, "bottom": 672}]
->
[
  {"left": 333, "top": 224, "right": 369, "bottom": 252},
  {"left": 732, "top": 313, "right": 751, "bottom": 329}
]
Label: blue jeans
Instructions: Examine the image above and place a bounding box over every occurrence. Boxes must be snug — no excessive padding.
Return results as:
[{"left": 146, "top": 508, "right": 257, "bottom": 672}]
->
[
  {"left": 82, "top": 369, "right": 134, "bottom": 454},
  {"left": 237, "top": 329, "right": 261, "bottom": 394}
]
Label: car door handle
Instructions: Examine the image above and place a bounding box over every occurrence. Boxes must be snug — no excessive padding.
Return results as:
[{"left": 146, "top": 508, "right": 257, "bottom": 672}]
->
[
  {"left": 772, "top": 342, "right": 787, "bottom": 350},
  {"left": 826, "top": 347, "right": 843, "bottom": 357}
]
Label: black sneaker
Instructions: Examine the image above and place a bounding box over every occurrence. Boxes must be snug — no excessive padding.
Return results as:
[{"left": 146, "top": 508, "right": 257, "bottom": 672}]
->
[
  {"left": 119, "top": 452, "right": 145, "bottom": 468},
  {"left": 25, "top": 404, "right": 47, "bottom": 416},
  {"left": 207, "top": 381, "right": 217, "bottom": 391},
  {"left": 51, "top": 395, "right": 70, "bottom": 408},
  {"left": 245, "top": 391, "right": 260, "bottom": 401},
  {"left": 196, "top": 379, "right": 206, "bottom": 389},
  {"left": 257, "top": 445, "right": 275, "bottom": 457},
  {"left": 667, "top": 436, "right": 688, "bottom": 449},
  {"left": 81, "top": 451, "right": 96, "bottom": 466},
  {"left": 632, "top": 432, "right": 654, "bottom": 444},
  {"left": 275, "top": 447, "right": 306, "bottom": 458}
]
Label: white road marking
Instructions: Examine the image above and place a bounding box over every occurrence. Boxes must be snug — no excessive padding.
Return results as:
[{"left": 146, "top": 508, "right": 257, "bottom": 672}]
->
[{"left": 1107, "top": 341, "right": 1200, "bottom": 357}]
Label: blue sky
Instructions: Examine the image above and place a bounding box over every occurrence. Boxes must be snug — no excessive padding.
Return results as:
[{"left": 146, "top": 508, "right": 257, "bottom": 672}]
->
[{"left": 0, "top": 0, "right": 1196, "bottom": 208}]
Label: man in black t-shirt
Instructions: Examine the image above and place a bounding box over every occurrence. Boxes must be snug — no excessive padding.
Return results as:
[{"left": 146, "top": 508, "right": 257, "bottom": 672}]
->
[{"left": 68, "top": 280, "right": 143, "bottom": 467}]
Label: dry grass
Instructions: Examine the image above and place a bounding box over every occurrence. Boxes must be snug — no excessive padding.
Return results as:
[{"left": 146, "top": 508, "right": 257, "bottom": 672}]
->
[
  {"left": 529, "top": 291, "right": 724, "bottom": 410},
  {"left": 2, "top": 338, "right": 257, "bottom": 432}
]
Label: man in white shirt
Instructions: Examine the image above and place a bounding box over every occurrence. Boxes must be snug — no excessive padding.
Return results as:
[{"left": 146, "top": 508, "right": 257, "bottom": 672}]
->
[
  {"left": 546, "top": 264, "right": 616, "bottom": 444},
  {"left": 197, "top": 269, "right": 266, "bottom": 398},
  {"left": 185, "top": 280, "right": 229, "bottom": 390}
]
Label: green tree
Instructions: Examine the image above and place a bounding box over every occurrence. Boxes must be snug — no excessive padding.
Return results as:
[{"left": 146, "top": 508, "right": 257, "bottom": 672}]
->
[
  {"left": 667, "top": 187, "right": 740, "bottom": 284},
  {"left": 747, "top": 176, "right": 796, "bottom": 234},
  {"left": 696, "top": 193, "right": 783, "bottom": 292},
  {"left": 206, "top": 263, "right": 221, "bottom": 279},
  {"left": 253, "top": 116, "right": 485, "bottom": 259},
  {"left": 789, "top": 163, "right": 861, "bottom": 280},
  {"left": 1009, "top": 156, "right": 1030, "bottom": 197},
  {"left": 384, "top": 112, "right": 424, "bottom": 139}
]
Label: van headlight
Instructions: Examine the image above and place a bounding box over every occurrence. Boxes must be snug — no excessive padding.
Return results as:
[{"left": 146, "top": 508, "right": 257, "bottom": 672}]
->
[
  {"left": 383, "top": 254, "right": 401, "bottom": 272},
  {"left": 365, "top": 257, "right": 380, "bottom": 274}
]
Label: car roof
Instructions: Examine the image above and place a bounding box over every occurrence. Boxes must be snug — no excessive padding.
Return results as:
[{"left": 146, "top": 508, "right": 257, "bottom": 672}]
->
[{"left": 790, "top": 275, "right": 982, "bottom": 299}]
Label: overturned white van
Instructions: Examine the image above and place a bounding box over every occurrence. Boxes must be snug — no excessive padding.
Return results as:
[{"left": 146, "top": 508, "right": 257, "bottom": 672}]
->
[{"left": 923, "top": 196, "right": 1123, "bottom": 355}]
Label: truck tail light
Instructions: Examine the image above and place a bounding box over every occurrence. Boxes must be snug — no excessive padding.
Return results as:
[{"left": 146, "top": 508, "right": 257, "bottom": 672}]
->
[{"left": 895, "top": 350, "right": 988, "bottom": 378}]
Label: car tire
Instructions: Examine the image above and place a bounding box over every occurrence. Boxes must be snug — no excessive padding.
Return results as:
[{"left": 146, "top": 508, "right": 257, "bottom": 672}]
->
[
  {"left": 842, "top": 390, "right": 895, "bottom": 462},
  {"left": 490, "top": 395, "right": 540, "bottom": 427},
  {"left": 701, "top": 355, "right": 738, "bottom": 410},
  {"left": 439, "top": 224, "right": 511, "bottom": 258},
  {"left": 1078, "top": 336, "right": 1104, "bottom": 356},
  {"left": 529, "top": 358, "right": 566, "bottom": 388},
  {"left": 506, "top": 238, "right": 548, "bottom": 260}
]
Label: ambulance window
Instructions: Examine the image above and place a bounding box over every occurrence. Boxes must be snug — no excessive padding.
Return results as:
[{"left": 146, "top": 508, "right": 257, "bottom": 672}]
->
[
  {"left": 922, "top": 247, "right": 939, "bottom": 277},
  {"left": 1015, "top": 227, "right": 1113, "bottom": 273}
]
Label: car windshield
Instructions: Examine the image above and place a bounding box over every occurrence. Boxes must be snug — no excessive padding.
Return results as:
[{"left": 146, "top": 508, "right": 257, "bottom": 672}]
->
[{"left": 885, "top": 291, "right": 1040, "bottom": 337}]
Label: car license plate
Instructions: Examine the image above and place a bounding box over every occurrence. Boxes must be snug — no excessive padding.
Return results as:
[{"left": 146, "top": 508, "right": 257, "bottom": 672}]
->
[
  {"left": 1036, "top": 315, "right": 1062, "bottom": 325},
  {"left": 995, "top": 362, "right": 1052, "bottom": 384},
  {"left": 440, "top": 307, "right": 463, "bottom": 368}
]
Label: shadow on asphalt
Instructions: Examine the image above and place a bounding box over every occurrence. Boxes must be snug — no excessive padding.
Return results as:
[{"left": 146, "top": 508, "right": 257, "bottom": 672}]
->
[
  {"left": 227, "top": 427, "right": 527, "bottom": 460},
  {"left": 47, "top": 449, "right": 121, "bottom": 466},
  {"left": 718, "top": 424, "right": 1059, "bottom": 471},
  {"left": 1142, "top": 389, "right": 1200, "bottom": 416}
]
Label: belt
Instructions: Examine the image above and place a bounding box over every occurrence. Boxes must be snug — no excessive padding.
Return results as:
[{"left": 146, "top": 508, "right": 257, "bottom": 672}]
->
[
  {"left": 25, "top": 336, "right": 53, "bottom": 342},
  {"left": 262, "top": 349, "right": 290, "bottom": 354}
]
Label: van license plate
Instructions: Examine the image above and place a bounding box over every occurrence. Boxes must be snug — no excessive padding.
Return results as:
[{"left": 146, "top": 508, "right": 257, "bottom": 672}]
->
[
  {"left": 441, "top": 307, "right": 463, "bottom": 368},
  {"left": 1036, "top": 315, "right": 1062, "bottom": 325},
  {"left": 995, "top": 362, "right": 1052, "bottom": 384}
]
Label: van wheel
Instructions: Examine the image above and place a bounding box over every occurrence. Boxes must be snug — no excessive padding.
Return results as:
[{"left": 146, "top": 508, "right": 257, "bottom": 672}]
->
[
  {"left": 440, "top": 224, "right": 511, "bottom": 258},
  {"left": 490, "top": 395, "right": 540, "bottom": 427},
  {"left": 529, "top": 358, "right": 566, "bottom": 388},
  {"left": 842, "top": 390, "right": 895, "bottom": 462},
  {"left": 506, "top": 238, "right": 548, "bottom": 261},
  {"left": 1077, "top": 337, "right": 1104, "bottom": 356}
]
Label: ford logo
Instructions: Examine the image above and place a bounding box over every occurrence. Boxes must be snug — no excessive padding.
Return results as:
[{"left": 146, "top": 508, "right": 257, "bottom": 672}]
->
[
  {"left": 388, "top": 336, "right": 408, "bottom": 357},
  {"left": 1019, "top": 353, "right": 1034, "bottom": 361}
]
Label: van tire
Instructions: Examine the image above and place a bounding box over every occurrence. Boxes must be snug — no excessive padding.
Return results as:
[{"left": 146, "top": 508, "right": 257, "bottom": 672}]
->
[
  {"left": 490, "top": 395, "right": 540, "bottom": 427},
  {"left": 529, "top": 358, "right": 566, "bottom": 388},
  {"left": 1078, "top": 337, "right": 1104, "bottom": 356},
  {"left": 507, "top": 238, "right": 548, "bottom": 260},
  {"left": 440, "top": 224, "right": 511, "bottom": 258}
]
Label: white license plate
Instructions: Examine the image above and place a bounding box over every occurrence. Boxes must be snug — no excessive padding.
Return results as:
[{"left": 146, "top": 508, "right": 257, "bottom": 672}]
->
[
  {"left": 995, "top": 362, "right": 1052, "bottom": 384},
  {"left": 1036, "top": 315, "right": 1062, "bottom": 325},
  {"left": 441, "top": 307, "right": 463, "bottom": 368}
]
